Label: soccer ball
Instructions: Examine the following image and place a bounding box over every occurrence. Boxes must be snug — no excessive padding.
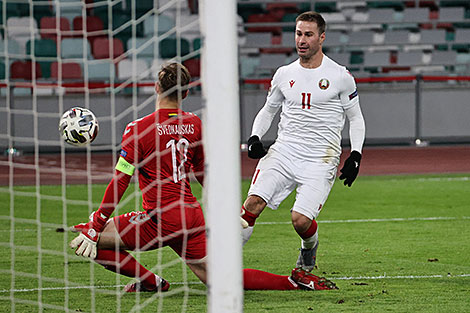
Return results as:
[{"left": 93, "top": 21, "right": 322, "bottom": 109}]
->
[{"left": 59, "top": 107, "right": 99, "bottom": 146}]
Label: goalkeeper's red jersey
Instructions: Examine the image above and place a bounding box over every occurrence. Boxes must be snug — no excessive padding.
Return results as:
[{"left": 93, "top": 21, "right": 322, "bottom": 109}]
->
[{"left": 120, "top": 108, "right": 204, "bottom": 211}]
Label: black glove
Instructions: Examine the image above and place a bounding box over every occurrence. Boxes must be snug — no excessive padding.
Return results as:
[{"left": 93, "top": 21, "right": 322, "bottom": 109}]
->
[
  {"left": 247, "top": 135, "right": 267, "bottom": 159},
  {"left": 339, "top": 151, "right": 362, "bottom": 187}
]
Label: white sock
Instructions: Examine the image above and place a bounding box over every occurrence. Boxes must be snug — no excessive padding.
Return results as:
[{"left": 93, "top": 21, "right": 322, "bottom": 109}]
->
[
  {"left": 301, "top": 232, "right": 318, "bottom": 250},
  {"left": 242, "top": 226, "right": 254, "bottom": 246}
]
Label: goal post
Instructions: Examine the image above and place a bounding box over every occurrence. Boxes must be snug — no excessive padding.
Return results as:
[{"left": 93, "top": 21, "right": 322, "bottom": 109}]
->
[{"left": 200, "top": 0, "right": 244, "bottom": 312}]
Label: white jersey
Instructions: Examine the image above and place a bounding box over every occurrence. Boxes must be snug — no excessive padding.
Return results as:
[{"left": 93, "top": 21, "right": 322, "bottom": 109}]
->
[{"left": 265, "top": 55, "right": 359, "bottom": 164}]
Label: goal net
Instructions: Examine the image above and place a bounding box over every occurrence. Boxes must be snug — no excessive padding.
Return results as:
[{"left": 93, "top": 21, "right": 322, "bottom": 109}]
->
[{"left": 0, "top": 0, "right": 242, "bottom": 312}]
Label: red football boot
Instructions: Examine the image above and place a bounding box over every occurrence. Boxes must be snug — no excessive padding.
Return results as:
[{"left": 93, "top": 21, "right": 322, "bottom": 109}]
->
[{"left": 290, "top": 268, "right": 338, "bottom": 290}]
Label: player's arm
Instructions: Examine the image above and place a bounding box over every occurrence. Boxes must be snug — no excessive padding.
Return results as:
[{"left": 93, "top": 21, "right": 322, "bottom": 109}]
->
[
  {"left": 338, "top": 69, "right": 366, "bottom": 187},
  {"left": 247, "top": 70, "right": 283, "bottom": 159},
  {"left": 70, "top": 123, "right": 137, "bottom": 258}
]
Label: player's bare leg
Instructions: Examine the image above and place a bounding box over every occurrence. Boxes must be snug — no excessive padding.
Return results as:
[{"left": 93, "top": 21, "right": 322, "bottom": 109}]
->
[
  {"left": 292, "top": 211, "right": 319, "bottom": 272},
  {"left": 241, "top": 195, "right": 267, "bottom": 245},
  {"left": 186, "top": 259, "right": 207, "bottom": 284},
  {"left": 92, "top": 219, "right": 169, "bottom": 292}
]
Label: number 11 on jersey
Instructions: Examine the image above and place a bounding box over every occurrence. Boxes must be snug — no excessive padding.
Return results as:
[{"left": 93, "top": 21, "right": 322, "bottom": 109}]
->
[{"left": 301, "top": 92, "right": 311, "bottom": 109}]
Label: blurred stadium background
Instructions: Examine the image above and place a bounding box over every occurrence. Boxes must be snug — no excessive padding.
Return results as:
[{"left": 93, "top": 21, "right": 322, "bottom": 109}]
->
[{"left": 0, "top": 0, "right": 469, "bottom": 312}]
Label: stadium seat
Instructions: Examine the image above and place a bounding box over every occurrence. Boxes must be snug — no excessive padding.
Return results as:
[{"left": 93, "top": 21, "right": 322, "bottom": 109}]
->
[
  {"left": 183, "top": 58, "right": 201, "bottom": 78},
  {"left": 364, "top": 51, "right": 391, "bottom": 67},
  {"left": 6, "top": 17, "right": 40, "bottom": 53},
  {"left": 402, "top": 7, "right": 430, "bottom": 23},
  {"left": 323, "top": 31, "right": 347, "bottom": 48},
  {"left": 73, "top": 16, "right": 104, "bottom": 34},
  {"left": 0, "top": 38, "right": 21, "bottom": 55},
  {"left": 117, "top": 59, "right": 149, "bottom": 80},
  {"left": 281, "top": 13, "right": 297, "bottom": 32},
  {"left": 397, "top": 51, "right": 424, "bottom": 66},
  {"left": 158, "top": 38, "right": 190, "bottom": 59},
  {"left": 239, "top": 55, "right": 260, "bottom": 78},
  {"left": 367, "top": 8, "right": 396, "bottom": 24},
  {"left": 0, "top": 62, "right": 5, "bottom": 80},
  {"left": 327, "top": 52, "right": 350, "bottom": 67},
  {"left": 26, "top": 39, "right": 57, "bottom": 57},
  {"left": 52, "top": 0, "right": 83, "bottom": 22},
  {"left": 10, "top": 60, "right": 42, "bottom": 80},
  {"left": 384, "top": 30, "right": 411, "bottom": 45},
  {"left": 439, "top": 7, "right": 466, "bottom": 22},
  {"left": 124, "top": 0, "right": 153, "bottom": 18},
  {"left": 280, "top": 32, "right": 295, "bottom": 47},
  {"left": 430, "top": 50, "right": 457, "bottom": 65},
  {"left": 40, "top": 16, "right": 72, "bottom": 41},
  {"left": 454, "top": 29, "right": 470, "bottom": 43},
  {"left": 419, "top": 29, "right": 447, "bottom": 44},
  {"left": 244, "top": 32, "right": 272, "bottom": 49},
  {"left": 237, "top": 3, "right": 264, "bottom": 22},
  {"left": 143, "top": 14, "right": 175, "bottom": 37},
  {"left": 87, "top": 61, "right": 116, "bottom": 80},
  {"left": 92, "top": 38, "right": 125, "bottom": 60},
  {"left": 246, "top": 13, "right": 282, "bottom": 35},
  {"left": 61, "top": 38, "right": 92, "bottom": 59},
  {"left": 50, "top": 62, "right": 82, "bottom": 79},
  {"left": 257, "top": 53, "right": 287, "bottom": 74},
  {"left": 127, "top": 38, "right": 157, "bottom": 60}
]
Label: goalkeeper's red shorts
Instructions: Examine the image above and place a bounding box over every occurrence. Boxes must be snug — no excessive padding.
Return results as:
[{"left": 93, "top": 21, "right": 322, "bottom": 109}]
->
[{"left": 113, "top": 204, "right": 206, "bottom": 261}]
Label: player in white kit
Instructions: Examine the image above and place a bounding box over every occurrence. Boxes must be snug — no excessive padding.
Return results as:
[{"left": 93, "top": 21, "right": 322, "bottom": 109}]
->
[{"left": 240, "top": 11, "right": 366, "bottom": 272}]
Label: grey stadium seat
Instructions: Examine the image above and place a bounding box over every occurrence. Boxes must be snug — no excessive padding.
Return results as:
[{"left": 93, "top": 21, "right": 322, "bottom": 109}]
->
[
  {"left": 430, "top": 51, "right": 457, "bottom": 66},
  {"left": 397, "top": 51, "right": 424, "bottom": 66},
  {"left": 402, "top": 8, "right": 430, "bottom": 23},
  {"left": 364, "top": 51, "right": 390, "bottom": 67}
]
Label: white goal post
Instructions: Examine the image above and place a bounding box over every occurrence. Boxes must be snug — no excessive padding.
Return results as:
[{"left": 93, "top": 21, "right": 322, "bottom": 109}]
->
[{"left": 201, "top": 0, "right": 243, "bottom": 312}]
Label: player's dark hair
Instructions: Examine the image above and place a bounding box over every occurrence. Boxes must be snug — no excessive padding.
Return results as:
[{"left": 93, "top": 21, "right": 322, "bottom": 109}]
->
[
  {"left": 296, "top": 11, "right": 326, "bottom": 35},
  {"left": 158, "top": 62, "right": 191, "bottom": 101}
]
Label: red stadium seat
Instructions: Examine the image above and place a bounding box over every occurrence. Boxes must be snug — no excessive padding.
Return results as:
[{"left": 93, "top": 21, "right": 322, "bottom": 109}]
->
[
  {"left": 10, "top": 60, "right": 42, "bottom": 80},
  {"left": 40, "top": 16, "right": 72, "bottom": 41},
  {"left": 183, "top": 58, "right": 200, "bottom": 78},
  {"left": 72, "top": 16, "right": 105, "bottom": 44},
  {"left": 92, "top": 38, "right": 124, "bottom": 59},
  {"left": 246, "top": 13, "right": 282, "bottom": 35},
  {"left": 51, "top": 62, "right": 82, "bottom": 79}
]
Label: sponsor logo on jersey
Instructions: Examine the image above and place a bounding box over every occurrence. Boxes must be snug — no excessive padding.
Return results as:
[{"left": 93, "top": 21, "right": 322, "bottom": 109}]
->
[
  {"left": 289, "top": 80, "right": 295, "bottom": 88},
  {"left": 129, "top": 212, "right": 150, "bottom": 224},
  {"left": 318, "top": 78, "right": 330, "bottom": 90},
  {"left": 349, "top": 89, "right": 358, "bottom": 100},
  {"left": 120, "top": 149, "right": 128, "bottom": 157}
]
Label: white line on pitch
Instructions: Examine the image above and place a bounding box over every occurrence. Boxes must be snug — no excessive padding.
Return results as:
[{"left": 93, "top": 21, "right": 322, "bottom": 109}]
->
[
  {"left": 0, "top": 216, "right": 469, "bottom": 232},
  {"left": 1, "top": 274, "right": 469, "bottom": 293},
  {"left": 333, "top": 273, "right": 470, "bottom": 280},
  {"left": 257, "top": 216, "right": 470, "bottom": 225},
  {"left": 0, "top": 282, "right": 202, "bottom": 293}
]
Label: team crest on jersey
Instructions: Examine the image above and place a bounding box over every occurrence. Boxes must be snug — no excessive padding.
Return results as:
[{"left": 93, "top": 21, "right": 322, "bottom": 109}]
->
[{"left": 318, "top": 78, "right": 330, "bottom": 90}]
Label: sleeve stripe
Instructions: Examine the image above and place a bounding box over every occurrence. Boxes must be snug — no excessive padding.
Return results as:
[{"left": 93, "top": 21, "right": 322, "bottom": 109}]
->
[{"left": 115, "top": 157, "right": 135, "bottom": 176}]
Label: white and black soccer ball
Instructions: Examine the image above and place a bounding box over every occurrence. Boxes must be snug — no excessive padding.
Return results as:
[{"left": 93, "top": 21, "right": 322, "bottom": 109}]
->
[{"left": 59, "top": 107, "right": 99, "bottom": 146}]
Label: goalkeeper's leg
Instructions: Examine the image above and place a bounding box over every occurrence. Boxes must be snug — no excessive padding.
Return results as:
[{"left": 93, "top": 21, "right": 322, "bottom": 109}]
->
[{"left": 95, "top": 218, "right": 168, "bottom": 291}]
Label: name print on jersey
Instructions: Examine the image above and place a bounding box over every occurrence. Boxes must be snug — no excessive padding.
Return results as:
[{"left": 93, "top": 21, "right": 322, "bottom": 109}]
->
[{"left": 157, "top": 123, "right": 195, "bottom": 136}]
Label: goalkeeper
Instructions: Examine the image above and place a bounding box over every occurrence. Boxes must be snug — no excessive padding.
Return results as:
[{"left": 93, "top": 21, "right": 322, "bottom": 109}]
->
[{"left": 70, "top": 62, "right": 337, "bottom": 292}]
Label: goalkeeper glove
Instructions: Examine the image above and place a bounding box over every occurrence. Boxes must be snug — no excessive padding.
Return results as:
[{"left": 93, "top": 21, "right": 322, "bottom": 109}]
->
[
  {"left": 247, "top": 135, "right": 267, "bottom": 159},
  {"left": 339, "top": 151, "right": 362, "bottom": 187},
  {"left": 69, "top": 211, "right": 107, "bottom": 259}
]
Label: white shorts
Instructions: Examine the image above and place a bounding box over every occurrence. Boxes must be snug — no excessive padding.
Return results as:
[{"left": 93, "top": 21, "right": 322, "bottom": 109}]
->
[{"left": 248, "top": 145, "right": 337, "bottom": 220}]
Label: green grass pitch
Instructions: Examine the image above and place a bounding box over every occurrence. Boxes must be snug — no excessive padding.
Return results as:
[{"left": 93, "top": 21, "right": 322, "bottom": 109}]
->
[{"left": 0, "top": 174, "right": 469, "bottom": 312}]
